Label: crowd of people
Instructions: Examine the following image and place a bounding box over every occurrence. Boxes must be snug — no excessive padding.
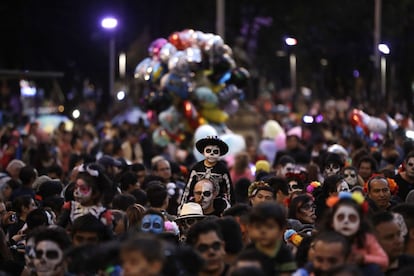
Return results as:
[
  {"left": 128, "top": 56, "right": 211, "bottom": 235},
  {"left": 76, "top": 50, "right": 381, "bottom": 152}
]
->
[{"left": 1, "top": 99, "right": 414, "bottom": 276}]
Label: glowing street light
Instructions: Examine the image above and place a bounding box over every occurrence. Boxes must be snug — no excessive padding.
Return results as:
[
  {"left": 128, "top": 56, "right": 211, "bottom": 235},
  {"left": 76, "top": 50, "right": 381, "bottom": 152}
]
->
[
  {"left": 101, "top": 16, "right": 118, "bottom": 98},
  {"left": 285, "top": 37, "right": 297, "bottom": 93},
  {"left": 378, "top": 43, "right": 390, "bottom": 98}
]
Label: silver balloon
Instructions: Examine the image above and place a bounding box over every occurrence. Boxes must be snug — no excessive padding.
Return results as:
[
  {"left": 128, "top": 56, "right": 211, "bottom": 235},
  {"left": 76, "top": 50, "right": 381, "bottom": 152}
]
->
[
  {"left": 159, "top": 42, "right": 177, "bottom": 64},
  {"left": 185, "top": 47, "right": 202, "bottom": 63},
  {"left": 134, "top": 57, "right": 152, "bottom": 80},
  {"left": 168, "top": 51, "right": 189, "bottom": 75}
]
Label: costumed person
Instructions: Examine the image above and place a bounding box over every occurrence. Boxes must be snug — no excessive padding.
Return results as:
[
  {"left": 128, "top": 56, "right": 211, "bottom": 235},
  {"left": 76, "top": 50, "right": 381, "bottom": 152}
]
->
[
  {"left": 322, "top": 191, "right": 389, "bottom": 273},
  {"left": 180, "top": 136, "right": 234, "bottom": 212},
  {"left": 57, "top": 163, "right": 114, "bottom": 229}
]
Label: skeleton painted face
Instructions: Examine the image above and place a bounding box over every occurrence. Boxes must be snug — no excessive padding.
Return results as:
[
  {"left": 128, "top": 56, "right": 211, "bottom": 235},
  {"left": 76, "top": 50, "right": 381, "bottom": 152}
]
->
[
  {"left": 281, "top": 163, "right": 295, "bottom": 177},
  {"left": 203, "top": 145, "right": 220, "bottom": 164},
  {"left": 343, "top": 169, "right": 358, "bottom": 187},
  {"left": 33, "top": 240, "right": 64, "bottom": 276},
  {"left": 336, "top": 181, "right": 350, "bottom": 193},
  {"left": 333, "top": 205, "right": 360, "bottom": 237},
  {"left": 288, "top": 180, "right": 302, "bottom": 194},
  {"left": 194, "top": 180, "right": 214, "bottom": 210},
  {"left": 324, "top": 163, "right": 341, "bottom": 177},
  {"left": 141, "top": 214, "right": 164, "bottom": 234},
  {"left": 73, "top": 179, "right": 92, "bottom": 205}
]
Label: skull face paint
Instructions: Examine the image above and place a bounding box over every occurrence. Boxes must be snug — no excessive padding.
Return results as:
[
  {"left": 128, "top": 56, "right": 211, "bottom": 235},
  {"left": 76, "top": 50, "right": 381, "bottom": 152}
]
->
[
  {"left": 194, "top": 179, "right": 214, "bottom": 210},
  {"left": 336, "top": 181, "right": 350, "bottom": 193},
  {"left": 141, "top": 214, "right": 164, "bottom": 234},
  {"left": 33, "top": 240, "right": 64, "bottom": 276},
  {"left": 288, "top": 180, "right": 302, "bottom": 195},
  {"left": 203, "top": 145, "right": 220, "bottom": 165},
  {"left": 343, "top": 168, "right": 358, "bottom": 187},
  {"left": 324, "top": 163, "right": 341, "bottom": 177},
  {"left": 333, "top": 205, "right": 360, "bottom": 237},
  {"left": 73, "top": 179, "right": 92, "bottom": 204}
]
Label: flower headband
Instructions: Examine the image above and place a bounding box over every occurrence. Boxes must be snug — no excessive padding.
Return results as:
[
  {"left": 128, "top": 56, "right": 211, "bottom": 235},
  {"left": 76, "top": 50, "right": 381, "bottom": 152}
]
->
[
  {"left": 248, "top": 181, "right": 272, "bottom": 197},
  {"left": 306, "top": 181, "right": 321, "bottom": 194},
  {"left": 326, "top": 191, "right": 369, "bottom": 213}
]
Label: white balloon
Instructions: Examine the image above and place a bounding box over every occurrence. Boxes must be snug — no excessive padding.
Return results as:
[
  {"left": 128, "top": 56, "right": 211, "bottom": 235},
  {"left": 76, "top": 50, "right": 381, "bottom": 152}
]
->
[
  {"left": 194, "top": 124, "right": 218, "bottom": 142},
  {"left": 219, "top": 133, "right": 246, "bottom": 157}
]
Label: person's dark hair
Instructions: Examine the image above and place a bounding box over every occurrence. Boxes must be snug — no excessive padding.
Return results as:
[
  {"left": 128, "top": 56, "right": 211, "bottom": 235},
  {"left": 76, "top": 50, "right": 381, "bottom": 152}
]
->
[
  {"left": 145, "top": 182, "right": 168, "bottom": 208},
  {"left": 119, "top": 171, "right": 138, "bottom": 192},
  {"left": 313, "top": 231, "right": 352, "bottom": 258},
  {"left": 32, "top": 225, "right": 71, "bottom": 251},
  {"left": 186, "top": 219, "right": 223, "bottom": 246},
  {"left": 129, "top": 188, "right": 148, "bottom": 206},
  {"left": 112, "top": 193, "right": 136, "bottom": 211},
  {"left": 357, "top": 155, "right": 378, "bottom": 173},
  {"left": 371, "top": 211, "right": 394, "bottom": 227},
  {"left": 295, "top": 235, "right": 313, "bottom": 268},
  {"left": 248, "top": 202, "right": 287, "bottom": 229},
  {"left": 71, "top": 214, "right": 113, "bottom": 242},
  {"left": 393, "top": 264, "right": 414, "bottom": 276},
  {"left": 121, "top": 233, "right": 165, "bottom": 263},
  {"left": 288, "top": 194, "right": 313, "bottom": 220},
  {"left": 216, "top": 216, "right": 243, "bottom": 255},
  {"left": 234, "top": 178, "right": 251, "bottom": 203},
  {"left": 19, "top": 166, "right": 37, "bottom": 185},
  {"left": 12, "top": 194, "right": 34, "bottom": 214},
  {"left": 320, "top": 198, "right": 371, "bottom": 248},
  {"left": 46, "top": 164, "right": 64, "bottom": 179},
  {"left": 223, "top": 203, "right": 251, "bottom": 217},
  {"left": 229, "top": 266, "right": 266, "bottom": 276},
  {"left": 315, "top": 175, "right": 344, "bottom": 219},
  {"left": 26, "top": 208, "right": 49, "bottom": 231},
  {"left": 404, "top": 150, "right": 414, "bottom": 163},
  {"left": 392, "top": 203, "right": 414, "bottom": 231},
  {"left": 129, "top": 163, "right": 146, "bottom": 173},
  {"left": 266, "top": 176, "right": 289, "bottom": 196}
]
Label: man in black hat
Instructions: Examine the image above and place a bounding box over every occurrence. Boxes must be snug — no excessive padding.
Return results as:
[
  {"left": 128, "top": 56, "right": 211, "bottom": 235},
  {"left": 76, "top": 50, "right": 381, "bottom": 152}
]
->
[{"left": 179, "top": 136, "right": 234, "bottom": 212}]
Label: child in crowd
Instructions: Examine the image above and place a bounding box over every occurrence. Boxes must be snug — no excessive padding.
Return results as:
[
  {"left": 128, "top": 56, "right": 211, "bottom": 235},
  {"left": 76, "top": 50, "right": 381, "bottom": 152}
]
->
[
  {"left": 244, "top": 201, "right": 297, "bottom": 275},
  {"left": 323, "top": 191, "right": 389, "bottom": 273}
]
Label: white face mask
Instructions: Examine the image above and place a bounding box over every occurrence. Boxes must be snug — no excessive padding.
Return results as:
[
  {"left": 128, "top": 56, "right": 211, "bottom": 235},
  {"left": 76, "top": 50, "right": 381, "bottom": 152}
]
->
[
  {"left": 203, "top": 145, "right": 220, "bottom": 164},
  {"left": 333, "top": 205, "right": 360, "bottom": 237},
  {"left": 336, "top": 181, "right": 350, "bottom": 193},
  {"left": 343, "top": 169, "right": 358, "bottom": 186},
  {"left": 324, "top": 163, "right": 340, "bottom": 177},
  {"left": 33, "top": 240, "right": 64, "bottom": 276},
  {"left": 73, "top": 179, "right": 92, "bottom": 204}
]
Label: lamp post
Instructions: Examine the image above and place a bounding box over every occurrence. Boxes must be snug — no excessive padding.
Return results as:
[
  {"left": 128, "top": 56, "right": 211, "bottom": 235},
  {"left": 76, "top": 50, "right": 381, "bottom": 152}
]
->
[
  {"left": 378, "top": 43, "right": 390, "bottom": 99},
  {"left": 101, "top": 16, "right": 118, "bottom": 98},
  {"left": 285, "top": 37, "right": 297, "bottom": 94}
]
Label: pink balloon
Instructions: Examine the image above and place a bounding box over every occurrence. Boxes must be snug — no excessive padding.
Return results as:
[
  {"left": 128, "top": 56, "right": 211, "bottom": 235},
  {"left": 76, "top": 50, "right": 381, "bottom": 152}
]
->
[{"left": 274, "top": 133, "right": 286, "bottom": 151}]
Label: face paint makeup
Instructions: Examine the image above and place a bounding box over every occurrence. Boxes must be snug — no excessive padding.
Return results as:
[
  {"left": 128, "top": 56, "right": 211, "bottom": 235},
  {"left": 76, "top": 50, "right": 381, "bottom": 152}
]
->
[
  {"left": 141, "top": 214, "right": 164, "bottom": 234},
  {"left": 343, "top": 169, "right": 358, "bottom": 186},
  {"left": 33, "top": 240, "right": 64, "bottom": 276},
  {"left": 203, "top": 145, "right": 220, "bottom": 164},
  {"left": 73, "top": 179, "right": 92, "bottom": 204},
  {"left": 333, "top": 205, "right": 360, "bottom": 237},
  {"left": 194, "top": 180, "right": 214, "bottom": 210}
]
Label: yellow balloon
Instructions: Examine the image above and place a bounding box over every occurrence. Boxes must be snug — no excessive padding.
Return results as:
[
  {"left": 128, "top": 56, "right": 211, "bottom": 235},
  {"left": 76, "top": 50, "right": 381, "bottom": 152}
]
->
[{"left": 201, "top": 108, "right": 228, "bottom": 123}]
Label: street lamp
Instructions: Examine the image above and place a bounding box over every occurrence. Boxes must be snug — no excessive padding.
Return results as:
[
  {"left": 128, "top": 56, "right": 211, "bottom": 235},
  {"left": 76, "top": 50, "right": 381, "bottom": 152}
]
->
[
  {"left": 101, "top": 16, "right": 118, "bottom": 98},
  {"left": 285, "top": 37, "right": 297, "bottom": 94},
  {"left": 378, "top": 43, "right": 390, "bottom": 99}
]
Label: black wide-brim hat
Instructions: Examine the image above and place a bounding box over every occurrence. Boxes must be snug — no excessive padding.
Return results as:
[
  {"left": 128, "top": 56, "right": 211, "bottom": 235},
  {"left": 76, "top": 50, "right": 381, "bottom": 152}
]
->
[{"left": 195, "top": 136, "right": 229, "bottom": 156}]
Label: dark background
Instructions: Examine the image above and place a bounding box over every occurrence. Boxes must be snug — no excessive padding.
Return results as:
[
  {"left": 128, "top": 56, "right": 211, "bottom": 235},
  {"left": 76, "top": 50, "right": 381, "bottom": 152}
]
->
[{"left": 1, "top": 0, "right": 414, "bottom": 113}]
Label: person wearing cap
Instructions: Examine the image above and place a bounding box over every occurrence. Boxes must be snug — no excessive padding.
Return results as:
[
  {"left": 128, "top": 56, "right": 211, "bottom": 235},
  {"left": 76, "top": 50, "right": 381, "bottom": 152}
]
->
[
  {"left": 180, "top": 136, "right": 234, "bottom": 212},
  {"left": 175, "top": 202, "right": 205, "bottom": 242}
]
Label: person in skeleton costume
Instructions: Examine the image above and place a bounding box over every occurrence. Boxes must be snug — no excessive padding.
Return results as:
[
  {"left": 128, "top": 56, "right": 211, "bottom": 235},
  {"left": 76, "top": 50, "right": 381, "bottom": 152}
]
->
[
  {"left": 322, "top": 152, "right": 344, "bottom": 179},
  {"left": 57, "top": 163, "right": 113, "bottom": 229},
  {"left": 180, "top": 136, "right": 233, "bottom": 212},
  {"left": 31, "top": 226, "right": 71, "bottom": 276},
  {"left": 323, "top": 191, "right": 389, "bottom": 272}
]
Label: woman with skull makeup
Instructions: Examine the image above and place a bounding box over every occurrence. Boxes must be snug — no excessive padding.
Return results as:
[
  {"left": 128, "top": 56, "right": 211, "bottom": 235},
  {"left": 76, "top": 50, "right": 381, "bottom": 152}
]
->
[
  {"left": 180, "top": 136, "right": 234, "bottom": 213},
  {"left": 321, "top": 192, "right": 389, "bottom": 273},
  {"left": 341, "top": 166, "right": 364, "bottom": 191},
  {"left": 57, "top": 163, "right": 114, "bottom": 229}
]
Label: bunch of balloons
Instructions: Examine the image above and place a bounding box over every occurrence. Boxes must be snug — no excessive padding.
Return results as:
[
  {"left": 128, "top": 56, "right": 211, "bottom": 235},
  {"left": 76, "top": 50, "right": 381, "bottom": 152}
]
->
[{"left": 134, "top": 29, "right": 250, "bottom": 146}]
